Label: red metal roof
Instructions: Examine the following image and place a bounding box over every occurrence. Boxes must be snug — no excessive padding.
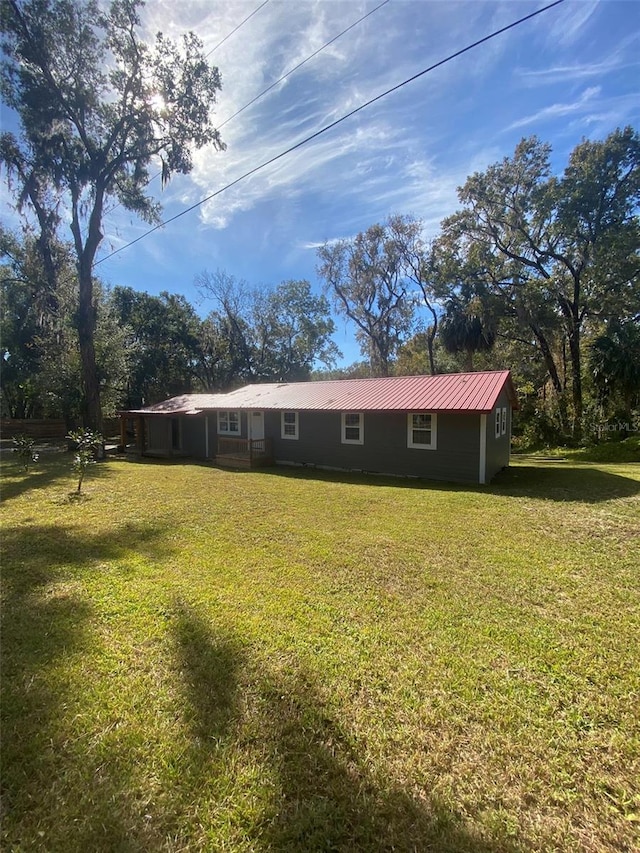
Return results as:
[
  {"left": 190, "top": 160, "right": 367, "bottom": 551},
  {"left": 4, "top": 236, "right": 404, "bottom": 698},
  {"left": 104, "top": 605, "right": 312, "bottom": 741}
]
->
[{"left": 122, "top": 371, "right": 517, "bottom": 416}]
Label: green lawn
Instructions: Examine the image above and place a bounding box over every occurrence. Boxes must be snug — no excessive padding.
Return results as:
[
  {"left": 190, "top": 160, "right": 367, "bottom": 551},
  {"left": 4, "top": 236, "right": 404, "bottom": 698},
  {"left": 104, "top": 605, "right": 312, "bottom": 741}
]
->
[{"left": 1, "top": 452, "right": 639, "bottom": 852}]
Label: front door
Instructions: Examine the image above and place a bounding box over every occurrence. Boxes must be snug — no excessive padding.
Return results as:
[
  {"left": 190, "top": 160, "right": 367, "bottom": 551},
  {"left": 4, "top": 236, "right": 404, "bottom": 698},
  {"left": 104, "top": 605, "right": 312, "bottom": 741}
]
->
[{"left": 249, "top": 411, "right": 265, "bottom": 442}]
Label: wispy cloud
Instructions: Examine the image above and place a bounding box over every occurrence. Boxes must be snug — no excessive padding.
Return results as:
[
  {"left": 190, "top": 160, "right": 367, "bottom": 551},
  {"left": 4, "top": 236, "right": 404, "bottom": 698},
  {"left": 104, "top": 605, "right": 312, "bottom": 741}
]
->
[
  {"left": 506, "top": 86, "right": 602, "bottom": 131},
  {"left": 516, "top": 31, "right": 640, "bottom": 86},
  {"left": 65, "top": 0, "right": 639, "bottom": 293},
  {"left": 540, "top": 0, "right": 600, "bottom": 47}
]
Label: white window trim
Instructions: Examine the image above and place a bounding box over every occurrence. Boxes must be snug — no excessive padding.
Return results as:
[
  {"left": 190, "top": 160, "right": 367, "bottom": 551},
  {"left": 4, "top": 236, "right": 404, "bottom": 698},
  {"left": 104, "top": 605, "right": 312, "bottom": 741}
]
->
[
  {"left": 501, "top": 407, "right": 507, "bottom": 436},
  {"left": 495, "top": 407, "right": 501, "bottom": 439},
  {"left": 281, "top": 411, "right": 299, "bottom": 440},
  {"left": 217, "top": 410, "right": 241, "bottom": 435},
  {"left": 407, "top": 412, "right": 437, "bottom": 450},
  {"left": 341, "top": 412, "right": 364, "bottom": 445}
]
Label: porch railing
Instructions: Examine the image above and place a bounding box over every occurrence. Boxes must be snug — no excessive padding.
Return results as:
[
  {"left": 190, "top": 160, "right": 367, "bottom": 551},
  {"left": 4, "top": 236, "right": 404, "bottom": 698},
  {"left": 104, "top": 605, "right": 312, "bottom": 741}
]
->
[{"left": 217, "top": 436, "right": 272, "bottom": 461}]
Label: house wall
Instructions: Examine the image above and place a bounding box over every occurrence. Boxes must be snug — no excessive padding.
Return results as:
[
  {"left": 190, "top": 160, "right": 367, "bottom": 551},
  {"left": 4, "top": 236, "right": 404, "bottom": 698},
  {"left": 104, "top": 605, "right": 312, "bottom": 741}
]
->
[
  {"left": 208, "top": 411, "right": 248, "bottom": 456},
  {"left": 485, "top": 390, "right": 512, "bottom": 481},
  {"left": 181, "top": 415, "right": 206, "bottom": 458},
  {"left": 146, "top": 417, "right": 170, "bottom": 453},
  {"left": 143, "top": 404, "right": 512, "bottom": 484},
  {"left": 145, "top": 412, "right": 252, "bottom": 458},
  {"left": 264, "top": 409, "right": 482, "bottom": 483}
]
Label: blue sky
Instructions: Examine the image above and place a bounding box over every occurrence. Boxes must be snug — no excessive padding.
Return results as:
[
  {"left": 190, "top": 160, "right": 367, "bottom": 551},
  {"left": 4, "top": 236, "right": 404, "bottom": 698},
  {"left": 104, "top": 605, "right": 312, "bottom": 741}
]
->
[{"left": 3, "top": 0, "right": 640, "bottom": 365}]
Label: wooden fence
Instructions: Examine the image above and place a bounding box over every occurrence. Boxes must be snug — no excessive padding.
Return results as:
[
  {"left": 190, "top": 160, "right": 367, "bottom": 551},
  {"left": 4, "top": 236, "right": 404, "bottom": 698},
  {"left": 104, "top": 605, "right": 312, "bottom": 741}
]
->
[{"left": 0, "top": 419, "right": 67, "bottom": 441}]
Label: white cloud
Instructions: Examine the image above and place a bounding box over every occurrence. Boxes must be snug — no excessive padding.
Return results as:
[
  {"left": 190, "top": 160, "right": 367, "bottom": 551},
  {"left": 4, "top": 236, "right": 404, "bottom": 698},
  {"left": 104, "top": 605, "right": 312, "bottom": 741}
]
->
[
  {"left": 507, "top": 86, "right": 602, "bottom": 130},
  {"left": 11, "top": 0, "right": 633, "bottom": 291},
  {"left": 539, "top": 0, "right": 600, "bottom": 47}
]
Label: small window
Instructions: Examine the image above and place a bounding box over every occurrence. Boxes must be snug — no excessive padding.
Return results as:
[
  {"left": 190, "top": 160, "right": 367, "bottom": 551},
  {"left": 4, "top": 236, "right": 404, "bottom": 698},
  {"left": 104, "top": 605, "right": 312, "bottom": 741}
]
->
[
  {"left": 281, "top": 411, "right": 299, "bottom": 440},
  {"left": 495, "top": 407, "right": 501, "bottom": 439},
  {"left": 408, "top": 413, "right": 437, "bottom": 450},
  {"left": 341, "top": 412, "right": 364, "bottom": 445},
  {"left": 218, "top": 410, "right": 240, "bottom": 434},
  {"left": 501, "top": 407, "right": 507, "bottom": 436}
]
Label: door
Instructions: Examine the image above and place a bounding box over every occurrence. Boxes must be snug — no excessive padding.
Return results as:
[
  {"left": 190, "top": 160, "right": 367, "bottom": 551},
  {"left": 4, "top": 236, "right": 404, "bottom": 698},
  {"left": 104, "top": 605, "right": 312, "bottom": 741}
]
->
[{"left": 249, "top": 411, "right": 265, "bottom": 442}]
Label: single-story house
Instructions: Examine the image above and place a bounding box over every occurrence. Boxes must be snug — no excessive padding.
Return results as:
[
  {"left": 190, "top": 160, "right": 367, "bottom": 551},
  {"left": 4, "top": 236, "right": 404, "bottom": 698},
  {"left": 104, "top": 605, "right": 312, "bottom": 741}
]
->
[{"left": 119, "top": 370, "right": 518, "bottom": 484}]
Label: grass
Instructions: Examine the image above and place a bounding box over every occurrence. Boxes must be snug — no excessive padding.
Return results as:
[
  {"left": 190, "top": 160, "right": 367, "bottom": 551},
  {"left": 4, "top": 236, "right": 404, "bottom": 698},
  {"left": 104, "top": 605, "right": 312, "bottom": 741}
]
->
[
  {"left": 1, "top": 451, "right": 639, "bottom": 852},
  {"left": 513, "top": 434, "right": 640, "bottom": 464}
]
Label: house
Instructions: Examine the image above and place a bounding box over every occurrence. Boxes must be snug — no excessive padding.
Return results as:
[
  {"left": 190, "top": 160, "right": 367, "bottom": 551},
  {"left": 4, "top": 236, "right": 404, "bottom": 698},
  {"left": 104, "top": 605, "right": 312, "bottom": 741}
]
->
[{"left": 119, "top": 370, "right": 518, "bottom": 484}]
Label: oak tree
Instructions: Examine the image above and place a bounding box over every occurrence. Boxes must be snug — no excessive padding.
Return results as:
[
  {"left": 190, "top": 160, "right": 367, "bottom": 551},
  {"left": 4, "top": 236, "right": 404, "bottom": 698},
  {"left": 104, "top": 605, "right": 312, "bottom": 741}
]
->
[
  {"left": 316, "top": 218, "right": 417, "bottom": 377},
  {"left": 441, "top": 128, "right": 640, "bottom": 436},
  {"left": 1, "top": 0, "right": 225, "bottom": 429}
]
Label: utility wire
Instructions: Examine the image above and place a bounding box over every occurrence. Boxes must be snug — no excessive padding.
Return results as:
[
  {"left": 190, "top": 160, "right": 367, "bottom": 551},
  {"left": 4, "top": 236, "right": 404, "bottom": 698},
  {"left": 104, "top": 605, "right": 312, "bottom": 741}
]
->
[
  {"left": 217, "top": 0, "right": 391, "bottom": 130},
  {"left": 95, "top": 0, "right": 565, "bottom": 269},
  {"left": 205, "top": 0, "right": 271, "bottom": 58},
  {"left": 108, "top": 0, "right": 391, "bottom": 206},
  {"left": 103, "top": 0, "right": 273, "bottom": 217}
]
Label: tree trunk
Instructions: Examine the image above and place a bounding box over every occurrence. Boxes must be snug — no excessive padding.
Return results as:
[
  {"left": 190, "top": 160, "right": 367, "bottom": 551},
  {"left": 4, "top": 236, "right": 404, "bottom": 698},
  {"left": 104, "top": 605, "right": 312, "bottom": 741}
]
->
[
  {"left": 567, "top": 322, "right": 583, "bottom": 440},
  {"left": 425, "top": 305, "right": 438, "bottom": 375},
  {"left": 71, "top": 186, "right": 105, "bottom": 433},
  {"left": 77, "top": 261, "right": 103, "bottom": 432},
  {"left": 529, "top": 322, "right": 563, "bottom": 394},
  {"left": 558, "top": 280, "right": 583, "bottom": 440}
]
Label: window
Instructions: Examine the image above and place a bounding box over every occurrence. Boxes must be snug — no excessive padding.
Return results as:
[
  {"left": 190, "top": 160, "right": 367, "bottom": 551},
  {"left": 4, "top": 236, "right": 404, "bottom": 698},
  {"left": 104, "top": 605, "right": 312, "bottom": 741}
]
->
[
  {"left": 218, "top": 410, "right": 240, "bottom": 434},
  {"left": 501, "top": 407, "right": 507, "bottom": 436},
  {"left": 281, "top": 411, "right": 299, "bottom": 440},
  {"left": 407, "top": 413, "right": 437, "bottom": 450},
  {"left": 341, "top": 412, "right": 364, "bottom": 444},
  {"left": 495, "top": 407, "right": 501, "bottom": 439}
]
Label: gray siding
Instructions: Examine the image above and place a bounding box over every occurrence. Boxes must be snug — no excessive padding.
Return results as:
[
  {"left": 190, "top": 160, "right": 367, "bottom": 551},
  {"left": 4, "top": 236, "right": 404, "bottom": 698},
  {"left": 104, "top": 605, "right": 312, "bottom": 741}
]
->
[
  {"left": 485, "top": 389, "right": 511, "bottom": 481},
  {"left": 181, "top": 415, "right": 206, "bottom": 457},
  {"left": 144, "top": 415, "right": 207, "bottom": 457},
  {"left": 209, "top": 410, "right": 248, "bottom": 456},
  {"left": 142, "top": 404, "right": 513, "bottom": 484},
  {"left": 146, "top": 417, "right": 171, "bottom": 453},
  {"left": 266, "top": 409, "right": 482, "bottom": 483}
]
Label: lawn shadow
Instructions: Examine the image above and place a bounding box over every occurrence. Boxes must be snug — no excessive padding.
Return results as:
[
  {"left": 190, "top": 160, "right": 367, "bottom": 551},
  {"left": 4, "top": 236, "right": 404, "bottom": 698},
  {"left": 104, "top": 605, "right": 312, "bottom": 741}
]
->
[
  {"left": 0, "top": 452, "right": 113, "bottom": 503},
  {"left": 155, "top": 618, "right": 521, "bottom": 852},
  {"left": 489, "top": 463, "right": 640, "bottom": 503},
  {"left": 170, "top": 599, "right": 243, "bottom": 747},
  {"left": 252, "top": 459, "right": 640, "bottom": 504},
  {"left": 255, "top": 669, "right": 520, "bottom": 853},
  {"left": 0, "top": 520, "right": 173, "bottom": 851}
]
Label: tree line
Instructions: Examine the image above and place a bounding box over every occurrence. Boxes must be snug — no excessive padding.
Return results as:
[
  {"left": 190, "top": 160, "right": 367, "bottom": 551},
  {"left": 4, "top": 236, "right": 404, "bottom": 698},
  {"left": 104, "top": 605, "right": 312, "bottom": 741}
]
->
[
  {"left": 0, "top": 242, "right": 340, "bottom": 420},
  {"left": 1, "top": 1, "right": 638, "bottom": 445},
  {"left": 316, "top": 128, "right": 640, "bottom": 442}
]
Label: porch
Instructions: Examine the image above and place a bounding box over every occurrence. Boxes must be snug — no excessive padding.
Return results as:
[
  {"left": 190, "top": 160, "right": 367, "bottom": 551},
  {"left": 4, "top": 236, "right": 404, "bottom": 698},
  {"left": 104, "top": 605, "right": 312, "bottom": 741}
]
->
[{"left": 215, "top": 436, "right": 273, "bottom": 469}]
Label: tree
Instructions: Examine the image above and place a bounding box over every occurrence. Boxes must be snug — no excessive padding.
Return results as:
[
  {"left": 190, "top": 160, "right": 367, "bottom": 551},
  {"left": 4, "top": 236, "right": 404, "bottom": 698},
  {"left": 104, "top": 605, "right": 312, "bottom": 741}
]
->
[
  {"left": 1, "top": 227, "right": 126, "bottom": 423},
  {"left": 1, "top": 0, "right": 224, "bottom": 430},
  {"left": 251, "top": 279, "right": 340, "bottom": 381},
  {"left": 112, "top": 287, "right": 203, "bottom": 406},
  {"left": 443, "top": 128, "right": 640, "bottom": 437},
  {"left": 316, "top": 219, "right": 417, "bottom": 376},
  {"left": 438, "top": 288, "right": 497, "bottom": 372},
  {"left": 589, "top": 322, "right": 640, "bottom": 421},
  {"left": 386, "top": 215, "right": 440, "bottom": 375},
  {"left": 197, "top": 271, "right": 340, "bottom": 383},
  {"left": 67, "top": 427, "right": 102, "bottom": 494}
]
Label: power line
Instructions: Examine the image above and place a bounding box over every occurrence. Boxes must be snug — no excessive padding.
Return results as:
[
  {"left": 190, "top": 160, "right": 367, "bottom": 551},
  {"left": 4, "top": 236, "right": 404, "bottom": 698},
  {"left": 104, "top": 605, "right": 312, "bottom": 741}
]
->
[
  {"left": 205, "top": 0, "right": 271, "bottom": 58},
  {"left": 95, "top": 0, "right": 566, "bottom": 269},
  {"left": 217, "top": 0, "right": 392, "bottom": 130},
  {"left": 106, "top": 0, "right": 392, "bottom": 208},
  {"left": 103, "top": 0, "right": 274, "bottom": 218}
]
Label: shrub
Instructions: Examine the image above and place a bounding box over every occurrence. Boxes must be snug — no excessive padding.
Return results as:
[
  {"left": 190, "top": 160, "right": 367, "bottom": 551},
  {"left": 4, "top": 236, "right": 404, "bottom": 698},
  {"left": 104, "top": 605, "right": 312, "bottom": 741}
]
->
[
  {"left": 12, "top": 434, "right": 39, "bottom": 471},
  {"left": 66, "top": 429, "right": 103, "bottom": 494}
]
